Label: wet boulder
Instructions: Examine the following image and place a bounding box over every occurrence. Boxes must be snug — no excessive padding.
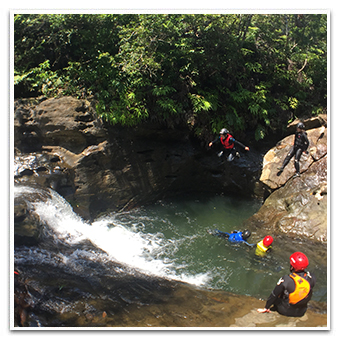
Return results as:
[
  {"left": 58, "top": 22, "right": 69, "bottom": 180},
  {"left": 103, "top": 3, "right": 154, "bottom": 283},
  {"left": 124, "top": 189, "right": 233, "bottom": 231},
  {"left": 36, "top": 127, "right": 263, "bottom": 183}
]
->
[
  {"left": 245, "top": 156, "right": 327, "bottom": 243},
  {"left": 243, "top": 122, "right": 327, "bottom": 244},
  {"left": 14, "top": 96, "right": 264, "bottom": 220},
  {"left": 286, "top": 114, "right": 327, "bottom": 134},
  {"left": 14, "top": 187, "right": 53, "bottom": 246},
  {"left": 259, "top": 126, "right": 327, "bottom": 190},
  {"left": 14, "top": 96, "right": 106, "bottom": 154}
]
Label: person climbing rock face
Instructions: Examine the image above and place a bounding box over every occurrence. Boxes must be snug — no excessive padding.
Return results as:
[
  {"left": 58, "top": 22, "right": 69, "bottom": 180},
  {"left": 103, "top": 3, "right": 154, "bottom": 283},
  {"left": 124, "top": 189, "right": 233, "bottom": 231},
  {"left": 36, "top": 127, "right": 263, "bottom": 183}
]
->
[
  {"left": 257, "top": 252, "right": 316, "bottom": 317},
  {"left": 209, "top": 128, "right": 249, "bottom": 162},
  {"left": 277, "top": 122, "right": 309, "bottom": 178}
]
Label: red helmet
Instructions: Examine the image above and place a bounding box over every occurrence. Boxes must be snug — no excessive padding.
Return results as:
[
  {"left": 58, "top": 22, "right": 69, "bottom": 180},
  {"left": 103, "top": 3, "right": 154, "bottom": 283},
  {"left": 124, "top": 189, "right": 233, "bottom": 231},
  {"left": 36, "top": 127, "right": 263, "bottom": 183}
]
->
[
  {"left": 290, "top": 252, "right": 309, "bottom": 271},
  {"left": 263, "top": 235, "right": 273, "bottom": 247}
]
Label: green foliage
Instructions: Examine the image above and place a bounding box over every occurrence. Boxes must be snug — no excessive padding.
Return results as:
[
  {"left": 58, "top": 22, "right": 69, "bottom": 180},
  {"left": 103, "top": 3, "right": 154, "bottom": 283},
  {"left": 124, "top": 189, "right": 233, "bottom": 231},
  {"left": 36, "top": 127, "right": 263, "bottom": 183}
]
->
[
  {"left": 255, "top": 124, "right": 266, "bottom": 141},
  {"left": 152, "top": 86, "right": 176, "bottom": 96},
  {"left": 14, "top": 13, "right": 327, "bottom": 140},
  {"left": 188, "top": 93, "right": 213, "bottom": 113},
  {"left": 14, "top": 60, "right": 63, "bottom": 96}
]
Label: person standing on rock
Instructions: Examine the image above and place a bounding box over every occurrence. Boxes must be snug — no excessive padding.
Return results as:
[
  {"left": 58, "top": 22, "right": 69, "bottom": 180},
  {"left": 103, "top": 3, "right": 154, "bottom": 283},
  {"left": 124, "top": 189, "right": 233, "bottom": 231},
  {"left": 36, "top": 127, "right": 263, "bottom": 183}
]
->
[
  {"left": 257, "top": 252, "right": 316, "bottom": 317},
  {"left": 277, "top": 122, "right": 309, "bottom": 178},
  {"left": 209, "top": 128, "right": 249, "bottom": 162}
]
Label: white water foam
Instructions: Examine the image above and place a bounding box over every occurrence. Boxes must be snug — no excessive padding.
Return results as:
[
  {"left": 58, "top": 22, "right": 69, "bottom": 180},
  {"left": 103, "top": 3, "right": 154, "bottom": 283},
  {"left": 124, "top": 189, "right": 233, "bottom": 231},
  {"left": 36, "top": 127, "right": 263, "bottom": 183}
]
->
[{"left": 15, "top": 186, "right": 210, "bottom": 286}]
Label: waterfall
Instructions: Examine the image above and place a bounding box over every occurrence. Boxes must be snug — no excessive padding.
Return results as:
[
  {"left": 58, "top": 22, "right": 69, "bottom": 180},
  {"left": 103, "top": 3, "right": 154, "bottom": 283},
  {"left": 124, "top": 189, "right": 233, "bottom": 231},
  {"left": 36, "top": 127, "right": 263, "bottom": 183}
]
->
[{"left": 14, "top": 185, "right": 210, "bottom": 286}]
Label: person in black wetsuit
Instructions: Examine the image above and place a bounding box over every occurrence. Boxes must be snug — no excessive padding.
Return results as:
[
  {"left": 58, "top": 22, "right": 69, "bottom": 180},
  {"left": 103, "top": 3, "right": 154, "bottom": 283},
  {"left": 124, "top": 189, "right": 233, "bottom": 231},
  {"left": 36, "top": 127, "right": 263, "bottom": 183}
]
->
[
  {"left": 277, "top": 122, "right": 309, "bottom": 178},
  {"left": 257, "top": 252, "right": 316, "bottom": 317},
  {"left": 209, "top": 128, "right": 249, "bottom": 162}
]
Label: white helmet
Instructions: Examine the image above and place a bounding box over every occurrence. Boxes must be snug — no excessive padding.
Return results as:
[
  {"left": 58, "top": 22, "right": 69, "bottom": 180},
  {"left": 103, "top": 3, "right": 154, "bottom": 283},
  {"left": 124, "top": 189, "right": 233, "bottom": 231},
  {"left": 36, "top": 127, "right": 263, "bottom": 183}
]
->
[{"left": 220, "top": 128, "right": 229, "bottom": 135}]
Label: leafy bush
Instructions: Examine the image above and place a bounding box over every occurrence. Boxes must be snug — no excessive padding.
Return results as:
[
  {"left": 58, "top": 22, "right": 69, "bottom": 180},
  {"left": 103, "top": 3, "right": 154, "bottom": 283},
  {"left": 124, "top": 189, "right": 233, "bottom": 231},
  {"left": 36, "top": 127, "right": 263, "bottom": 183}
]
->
[{"left": 14, "top": 13, "right": 327, "bottom": 140}]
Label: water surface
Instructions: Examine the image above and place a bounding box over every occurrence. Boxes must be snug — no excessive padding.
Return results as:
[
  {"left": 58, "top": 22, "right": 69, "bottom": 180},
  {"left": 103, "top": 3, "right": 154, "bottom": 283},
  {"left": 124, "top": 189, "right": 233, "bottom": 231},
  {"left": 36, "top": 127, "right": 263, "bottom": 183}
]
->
[{"left": 14, "top": 186, "right": 327, "bottom": 327}]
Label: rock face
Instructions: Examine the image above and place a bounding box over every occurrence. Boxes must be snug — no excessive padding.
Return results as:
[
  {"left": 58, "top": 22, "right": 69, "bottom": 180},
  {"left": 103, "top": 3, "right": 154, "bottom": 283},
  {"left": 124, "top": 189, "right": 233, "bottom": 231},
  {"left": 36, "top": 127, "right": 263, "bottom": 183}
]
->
[
  {"left": 14, "top": 96, "right": 107, "bottom": 154},
  {"left": 14, "top": 96, "right": 262, "bottom": 220},
  {"left": 243, "top": 121, "right": 327, "bottom": 243},
  {"left": 259, "top": 126, "right": 327, "bottom": 190},
  {"left": 14, "top": 96, "right": 327, "bottom": 243}
]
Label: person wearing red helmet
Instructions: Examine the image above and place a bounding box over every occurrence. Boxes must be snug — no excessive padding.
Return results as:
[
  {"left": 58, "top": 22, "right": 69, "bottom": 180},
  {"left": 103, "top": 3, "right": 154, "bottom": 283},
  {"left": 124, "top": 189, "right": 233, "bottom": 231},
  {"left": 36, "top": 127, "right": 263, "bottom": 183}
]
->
[
  {"left": 255, "top": 235, "right": 273, "bottom": 257},
  {"left": 257, "top": 252, "right": 316, "bottom": 317}
]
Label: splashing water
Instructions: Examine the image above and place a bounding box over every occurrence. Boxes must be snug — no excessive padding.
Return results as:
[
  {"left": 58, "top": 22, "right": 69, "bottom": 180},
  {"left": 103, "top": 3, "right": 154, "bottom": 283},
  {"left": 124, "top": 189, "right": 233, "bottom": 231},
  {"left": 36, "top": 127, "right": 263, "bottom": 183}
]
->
[
  {"left": 14, "top": 185, "right": 327, "bottom": 302},
  {"left": 15, "top": 186, "right": 210, "bottom": 286}
]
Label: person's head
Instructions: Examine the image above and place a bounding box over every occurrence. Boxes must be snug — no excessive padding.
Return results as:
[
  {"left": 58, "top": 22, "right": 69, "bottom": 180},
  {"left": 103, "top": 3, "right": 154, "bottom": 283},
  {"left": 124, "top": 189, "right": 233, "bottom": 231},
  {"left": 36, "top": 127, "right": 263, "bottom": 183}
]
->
[
  {"left": 242, "top": 229, "right": 251, "bottom": 240},
  {"left": 290, "top": 252, "right": 309, "bottom": 272},
  {"left": 296, "top": 122, "right": 305, "bottom": 132},
  {"left": 263, "top": 235, "right": 273, "bottom": 247},
  {"left": 220, "top": 128, "right": 229, "bottom": 139}
]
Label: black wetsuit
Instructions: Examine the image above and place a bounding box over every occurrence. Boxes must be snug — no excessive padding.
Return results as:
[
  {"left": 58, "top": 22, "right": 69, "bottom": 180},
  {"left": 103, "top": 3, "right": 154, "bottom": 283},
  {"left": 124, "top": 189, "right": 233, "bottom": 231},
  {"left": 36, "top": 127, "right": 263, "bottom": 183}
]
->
[
  {"left": 265, "top": 271, "right": 316, "bottom": 317},
  {"left": 281, "top": 130, "right": 309, "bottom": 174}
]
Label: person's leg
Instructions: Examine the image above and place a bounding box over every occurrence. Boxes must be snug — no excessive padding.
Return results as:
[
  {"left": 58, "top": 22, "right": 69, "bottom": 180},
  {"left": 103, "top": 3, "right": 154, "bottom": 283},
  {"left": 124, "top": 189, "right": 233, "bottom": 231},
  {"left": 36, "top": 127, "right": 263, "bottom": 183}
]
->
[
  {"left": 226, "top": 149, "right": 236, "bottom": 162},
  {"left": 294, "top": 148, "right": 303, "bottom": 174},
  {"left": 278, "top": 147, "right": 295, "bottom": 170},
  {"left": 292, "top": 148, "right": 303, "bottom": 177}
]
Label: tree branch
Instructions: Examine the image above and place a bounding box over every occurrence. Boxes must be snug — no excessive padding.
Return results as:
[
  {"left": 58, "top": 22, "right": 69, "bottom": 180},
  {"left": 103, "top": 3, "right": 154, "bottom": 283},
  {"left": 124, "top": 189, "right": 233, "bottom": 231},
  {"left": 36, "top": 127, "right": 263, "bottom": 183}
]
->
[{"left": 297, "top": 58, "right": 308, "bottom": 73}]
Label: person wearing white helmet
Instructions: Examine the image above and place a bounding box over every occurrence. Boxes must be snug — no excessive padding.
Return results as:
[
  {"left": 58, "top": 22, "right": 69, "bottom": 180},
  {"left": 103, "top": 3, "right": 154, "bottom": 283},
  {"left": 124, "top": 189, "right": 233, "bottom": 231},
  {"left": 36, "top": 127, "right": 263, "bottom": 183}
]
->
[{"left": 208, "top": 128, "right": 249, "bottom": 162}]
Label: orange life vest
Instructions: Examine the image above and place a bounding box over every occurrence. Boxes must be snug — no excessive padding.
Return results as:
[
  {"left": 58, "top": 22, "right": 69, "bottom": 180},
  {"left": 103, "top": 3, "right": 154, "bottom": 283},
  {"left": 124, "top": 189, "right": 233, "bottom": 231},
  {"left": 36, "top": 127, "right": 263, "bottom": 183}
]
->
[{"left": 288, "top": 273, "right": 311, "bottom": 305}]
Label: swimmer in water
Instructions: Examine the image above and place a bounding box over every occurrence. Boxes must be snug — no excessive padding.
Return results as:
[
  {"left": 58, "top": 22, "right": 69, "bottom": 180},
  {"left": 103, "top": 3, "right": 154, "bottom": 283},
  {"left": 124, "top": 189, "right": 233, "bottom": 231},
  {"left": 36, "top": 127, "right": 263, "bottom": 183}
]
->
[
  {"left": 255, "top": 235, "right": 273, "bottom": 257},
  {"left": 208, "top": 229, "right": 254, "bottom": 246}
]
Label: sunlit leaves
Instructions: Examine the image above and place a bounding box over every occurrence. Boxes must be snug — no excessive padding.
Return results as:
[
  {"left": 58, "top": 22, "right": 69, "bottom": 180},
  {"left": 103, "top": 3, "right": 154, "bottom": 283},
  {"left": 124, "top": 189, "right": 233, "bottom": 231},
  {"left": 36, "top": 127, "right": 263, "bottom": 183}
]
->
[
  {"left": 14, "top": 13, "right": 327, "bottom": 138},
  {"left": 188, "top": 93, "right": 213, "bottom": 113},
  {"left": 288, "top": 97, "right": 299, "bottom": 109},
  {"left": 152, "top": 86, "right": 176, "bottom": 96}
]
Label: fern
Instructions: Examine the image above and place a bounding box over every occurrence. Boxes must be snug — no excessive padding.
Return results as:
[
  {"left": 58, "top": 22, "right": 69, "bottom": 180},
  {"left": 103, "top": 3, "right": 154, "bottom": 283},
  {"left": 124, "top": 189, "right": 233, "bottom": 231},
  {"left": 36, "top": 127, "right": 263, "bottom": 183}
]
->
[
  {"left": 188, "top": 93, "right": 213, "bottom": 113},
  {"left": 255, "top": 124, "right": 266, "bottom": 141},
  {"left": 157, "top": 98, "right": 181, "bottom": 115},
  {"left": 152, "top": 86, "right": 176, "bottom": 96},
  {"left": 288, "top": 97, "right": 299, "bottom": 109}
]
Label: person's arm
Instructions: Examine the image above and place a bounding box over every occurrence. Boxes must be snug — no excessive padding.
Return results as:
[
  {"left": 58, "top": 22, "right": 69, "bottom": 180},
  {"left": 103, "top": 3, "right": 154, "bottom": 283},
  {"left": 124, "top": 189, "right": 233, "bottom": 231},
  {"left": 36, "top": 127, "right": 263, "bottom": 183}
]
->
[
  {"left": 233, "top": 138, "right": 249, "bottom": 151},
  {"left": 216, "top": 230, "right": 230, "bottom": 238},
  {"left": 264, "top": 290, "right": 279, "bottom": 309},
  {"left": 209, "top": 137, "right": 220, "bottom": 147},
  {"left": 257, "top": 277, "right": 286, "bottom": 313},
  {"left": 303, "top": 132, "right": 309, "bottom": 151}
]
